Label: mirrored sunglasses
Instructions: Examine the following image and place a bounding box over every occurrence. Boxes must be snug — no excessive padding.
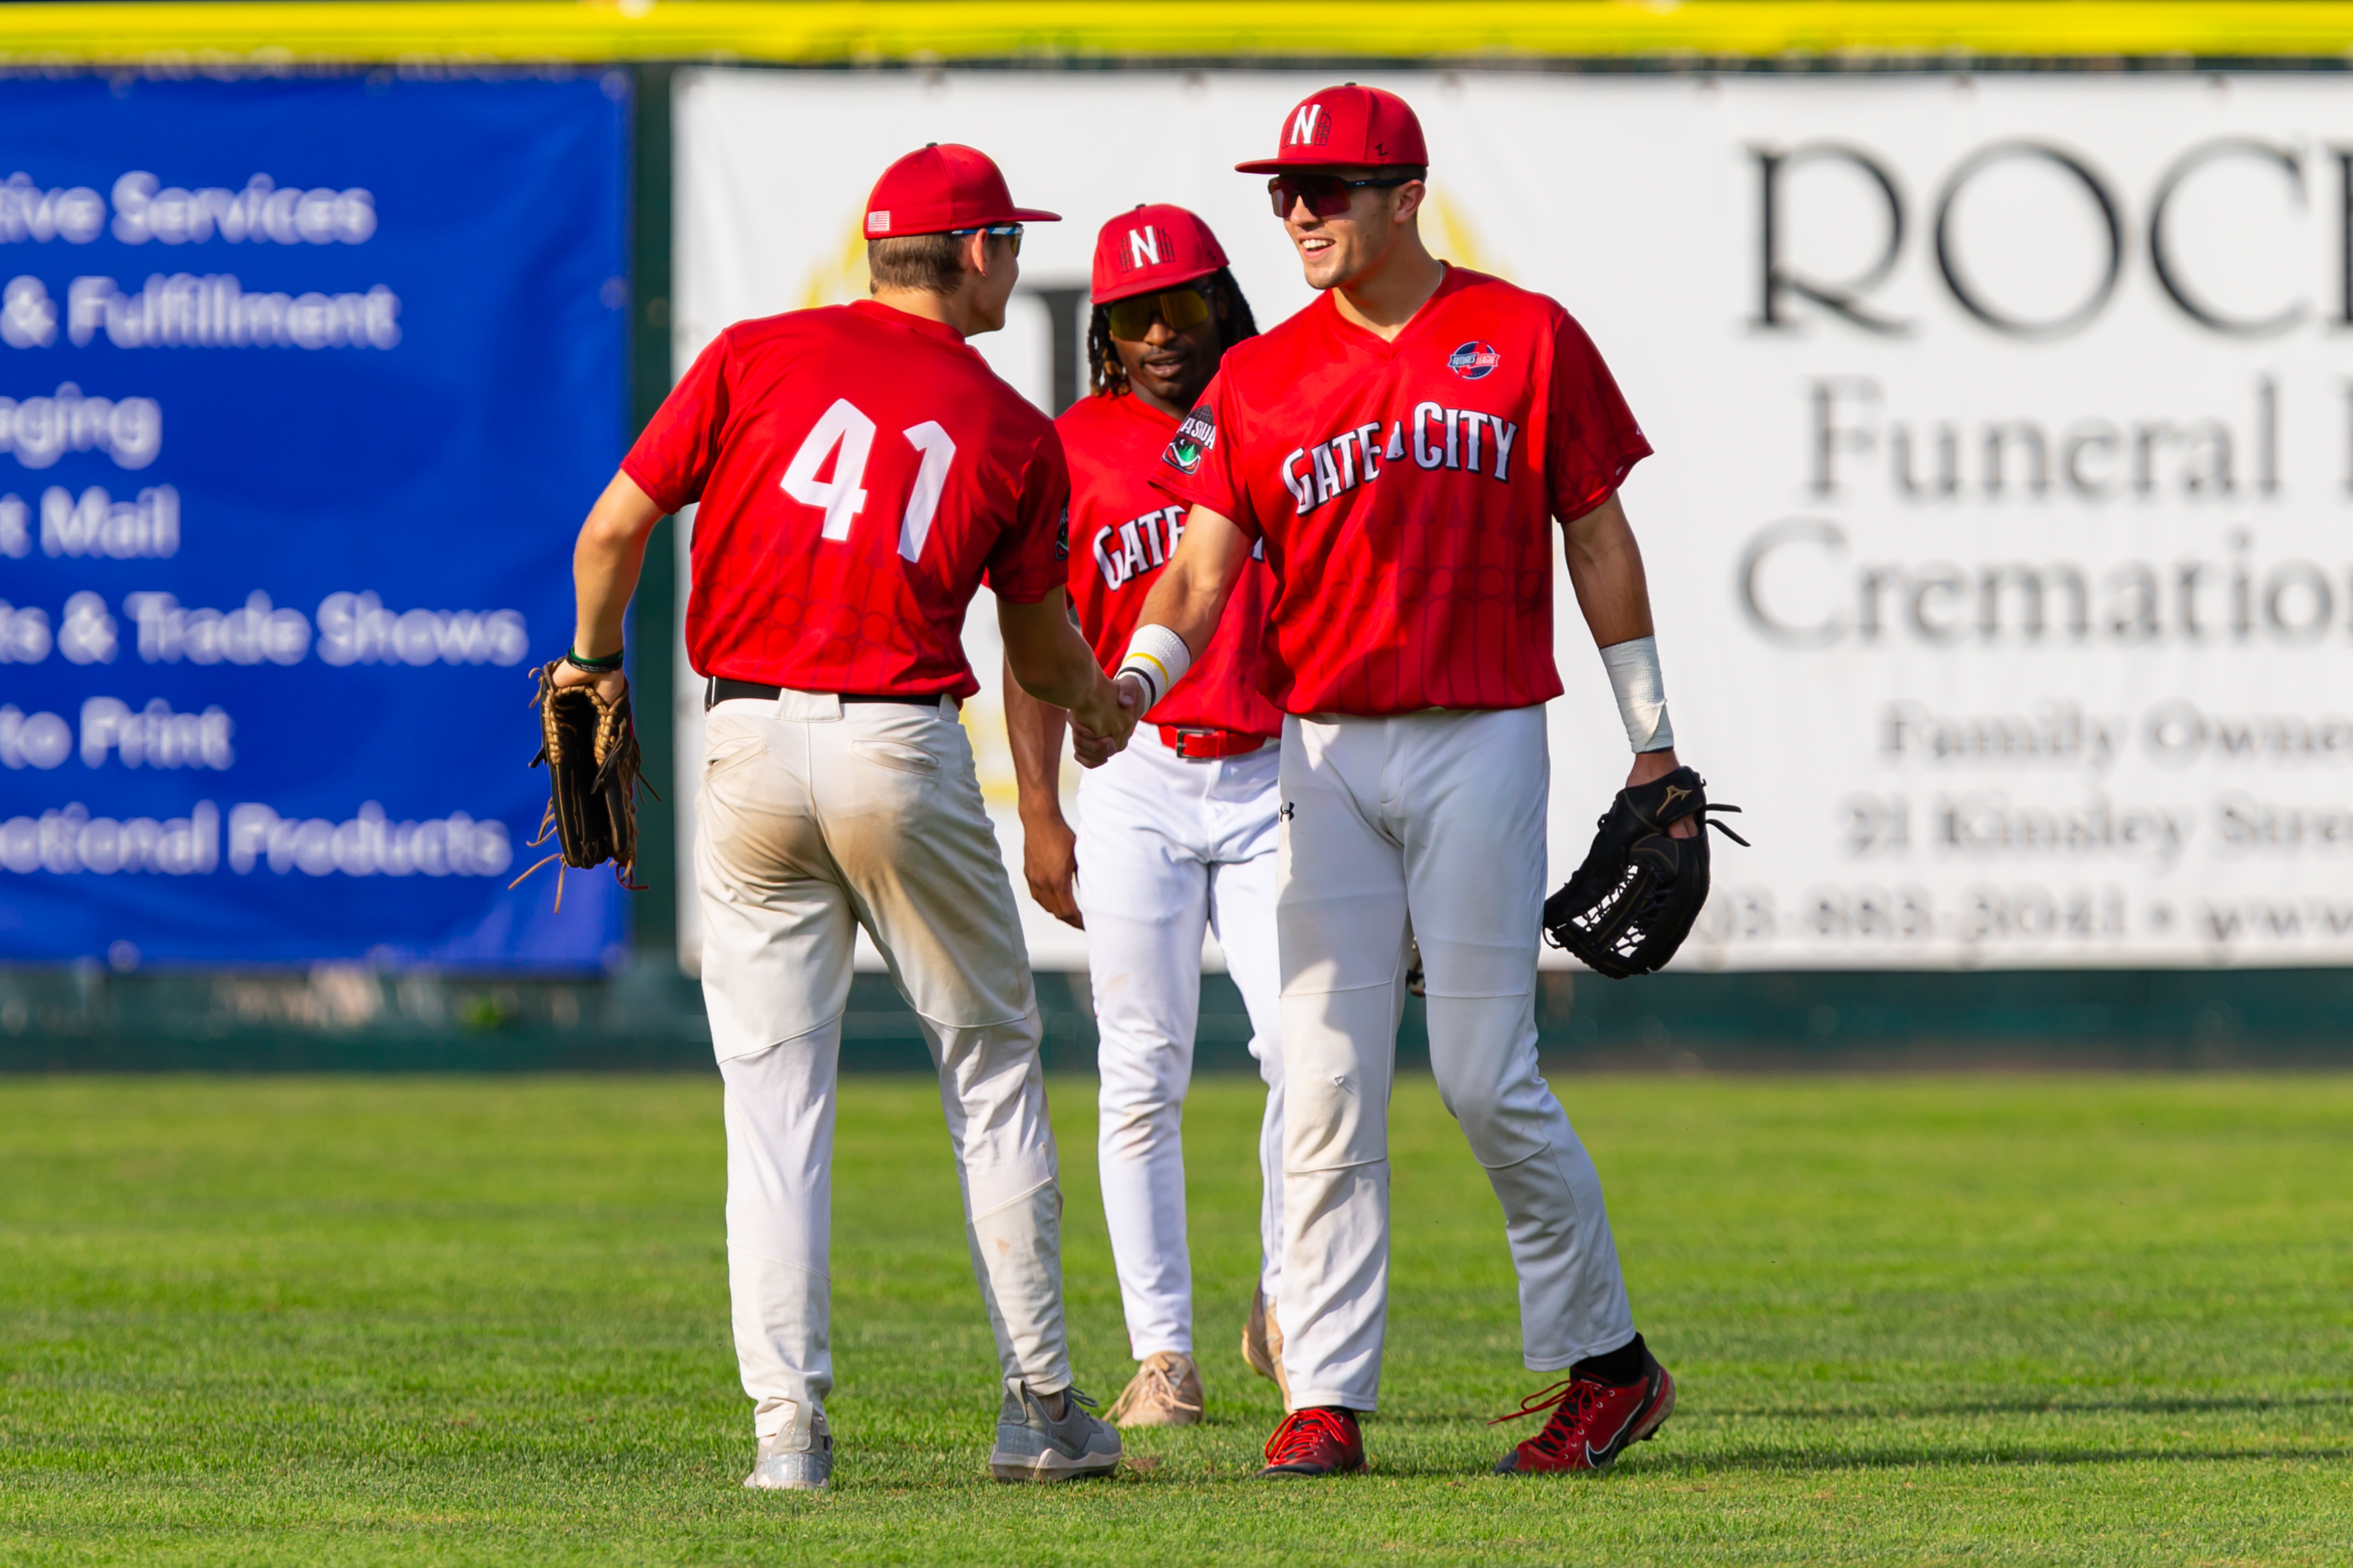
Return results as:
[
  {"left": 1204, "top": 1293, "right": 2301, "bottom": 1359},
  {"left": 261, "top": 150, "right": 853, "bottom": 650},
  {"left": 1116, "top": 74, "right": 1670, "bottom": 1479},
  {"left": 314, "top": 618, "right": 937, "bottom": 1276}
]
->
[
  {"left": 1267, "top": 173, "right": 1415, "bottom": 219},
  {"left": 1105, "top": 287, "right": 1212, "bottom": 342},
  {"left": 949, "top": 222, "right": 1024, "bottom": 256}
]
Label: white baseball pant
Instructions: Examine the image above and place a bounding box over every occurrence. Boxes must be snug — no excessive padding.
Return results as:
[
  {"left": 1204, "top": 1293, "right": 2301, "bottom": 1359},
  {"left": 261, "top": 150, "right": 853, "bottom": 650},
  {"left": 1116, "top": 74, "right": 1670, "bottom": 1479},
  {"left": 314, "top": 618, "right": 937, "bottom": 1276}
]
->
[
  {"left": 1274, "top": 705, "right": 1636, "bottom": 1413},
  {"left": 697, "top": 690, "right": 1070, "bottom": 1443},
  {"left": 1073, "top": 733, "right": 1284, "bottom": 1361}
]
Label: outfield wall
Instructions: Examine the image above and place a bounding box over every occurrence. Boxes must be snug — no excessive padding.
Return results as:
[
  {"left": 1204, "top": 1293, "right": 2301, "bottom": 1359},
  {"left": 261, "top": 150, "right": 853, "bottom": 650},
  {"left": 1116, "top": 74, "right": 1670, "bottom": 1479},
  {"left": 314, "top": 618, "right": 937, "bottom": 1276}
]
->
[
  {"left": 667, "top": 67, "right": 2353, "bottom": 976},
  {"left": 12, "top": 961, "right": 2353, "bottom": 1072},
  {"left": 7, "top": 16, "right": 2353, "bottom": 1059}
]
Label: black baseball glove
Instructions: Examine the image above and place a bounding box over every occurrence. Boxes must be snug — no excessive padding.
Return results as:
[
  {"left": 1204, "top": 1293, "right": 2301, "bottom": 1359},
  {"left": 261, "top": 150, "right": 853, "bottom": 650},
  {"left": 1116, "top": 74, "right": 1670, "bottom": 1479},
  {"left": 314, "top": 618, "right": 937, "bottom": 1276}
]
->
[
  {"left": 1544, "top": 765, "right": 1747, "bottom": 979},
  {"left": 513, "top": 661, "right": 654, "bottom": 908}
]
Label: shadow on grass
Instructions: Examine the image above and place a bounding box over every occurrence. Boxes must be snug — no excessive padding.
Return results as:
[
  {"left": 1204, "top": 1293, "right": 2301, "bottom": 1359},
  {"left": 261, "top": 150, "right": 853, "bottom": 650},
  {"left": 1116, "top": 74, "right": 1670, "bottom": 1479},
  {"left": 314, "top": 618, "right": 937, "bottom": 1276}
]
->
[
  {"left": 1076, "top": 1439, "right": 2353, "bottom": 1485},
  {"left": 1703, "top": 1390, "right": 2353, "bottom": 1421},
  {"left": 1335, "top": 1389, "right": 2353, "bottom": 1434},
  {"left": 1619, "top": 1441, "right": 2353, "bottom": 1477}
]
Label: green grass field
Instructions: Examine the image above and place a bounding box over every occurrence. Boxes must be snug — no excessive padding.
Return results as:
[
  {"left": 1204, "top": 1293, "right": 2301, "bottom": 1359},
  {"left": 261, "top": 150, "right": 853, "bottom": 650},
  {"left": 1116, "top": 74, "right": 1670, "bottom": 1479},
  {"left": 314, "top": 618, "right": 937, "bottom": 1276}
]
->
[{"left": 2, "top": 1072, "right": 2349, "bottom": 1565}]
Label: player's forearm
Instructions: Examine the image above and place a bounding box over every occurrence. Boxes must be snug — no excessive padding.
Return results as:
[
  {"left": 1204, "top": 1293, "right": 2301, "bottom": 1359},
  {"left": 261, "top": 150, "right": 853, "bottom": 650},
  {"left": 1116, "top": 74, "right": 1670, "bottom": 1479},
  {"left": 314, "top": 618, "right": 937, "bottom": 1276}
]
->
[
  {"left": 1132, "top": 564, "right": 1229, "bottom": 662},
  {"left": 571, "top": 470, "right": 667, "bottom": 660},
  {"left": 1116, "top": 505, "right": 1252, "bottom": 711},
  {"left": 1133, "top": 506, "right": 1249, "bottom": 659},
  {"left": 1563, "top": 493, "right": 1684, "bottom": 784},
  {"left": 1560, "top": 492, "right": 1656, "bottom": 649},
  {"left": 1001, "top": 657, "right": 1072, "bottom": 825},
  {"left": 1001, "top": 592, "right": 1117, "bottom": 715}
]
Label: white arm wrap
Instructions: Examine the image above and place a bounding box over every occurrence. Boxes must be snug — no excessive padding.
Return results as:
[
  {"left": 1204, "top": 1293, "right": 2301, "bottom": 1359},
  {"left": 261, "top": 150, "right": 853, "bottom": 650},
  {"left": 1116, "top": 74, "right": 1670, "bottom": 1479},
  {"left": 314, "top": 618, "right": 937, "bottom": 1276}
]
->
[
  {"left": 1116, "top": 623, "right": 1193, "bottom": 713},
  {"left": 1600, "top": 634, "right": 1676, "bottom": 753}
]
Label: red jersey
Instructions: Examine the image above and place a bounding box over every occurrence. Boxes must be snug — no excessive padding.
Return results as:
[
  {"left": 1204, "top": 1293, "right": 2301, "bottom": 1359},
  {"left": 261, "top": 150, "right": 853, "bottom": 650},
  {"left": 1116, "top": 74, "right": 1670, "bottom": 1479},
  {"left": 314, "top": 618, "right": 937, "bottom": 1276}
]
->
[
  {"left": 1057, "top": 390, "right": 1283, "bottom": 740},
  {"left": 624, "top": 301, "right": 1068, "bottom": 700},
  {"left": 1152, "top": 267, "right": 1650, "bottom": 715}
]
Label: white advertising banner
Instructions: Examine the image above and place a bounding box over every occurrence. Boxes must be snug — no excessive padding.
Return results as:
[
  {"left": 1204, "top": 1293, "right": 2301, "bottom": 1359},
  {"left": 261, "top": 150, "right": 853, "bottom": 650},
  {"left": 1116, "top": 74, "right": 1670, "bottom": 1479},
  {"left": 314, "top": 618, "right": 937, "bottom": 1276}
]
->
[{"left": 672, "top": 67, "right": 2353, "bottom": 971}]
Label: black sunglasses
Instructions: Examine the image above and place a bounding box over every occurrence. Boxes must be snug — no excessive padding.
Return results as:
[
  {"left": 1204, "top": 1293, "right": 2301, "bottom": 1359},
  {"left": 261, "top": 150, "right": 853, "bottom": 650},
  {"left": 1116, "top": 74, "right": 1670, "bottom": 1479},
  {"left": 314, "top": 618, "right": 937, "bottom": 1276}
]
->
[{"left": 1268, "top": 174, "right": 1415, "bottom": 219}]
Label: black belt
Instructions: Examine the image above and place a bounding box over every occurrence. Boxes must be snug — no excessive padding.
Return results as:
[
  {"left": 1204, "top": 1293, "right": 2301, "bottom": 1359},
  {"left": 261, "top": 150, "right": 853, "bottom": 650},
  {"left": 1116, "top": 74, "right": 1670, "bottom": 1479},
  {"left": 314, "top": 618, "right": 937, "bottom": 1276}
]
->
[{"left": 705, "top": 677, "right": 950, "bottom": 711}]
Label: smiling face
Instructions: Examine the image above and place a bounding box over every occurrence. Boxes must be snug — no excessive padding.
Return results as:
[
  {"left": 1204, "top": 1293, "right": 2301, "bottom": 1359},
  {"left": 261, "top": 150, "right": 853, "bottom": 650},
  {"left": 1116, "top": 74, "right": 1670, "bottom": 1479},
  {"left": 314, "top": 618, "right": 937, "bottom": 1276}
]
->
[
  {"left": 1278, "top": 167, "right": 1426, "bottom": 292},
  {"left": 1109, "top": 285, "right": 1228, "bottom": 415}
]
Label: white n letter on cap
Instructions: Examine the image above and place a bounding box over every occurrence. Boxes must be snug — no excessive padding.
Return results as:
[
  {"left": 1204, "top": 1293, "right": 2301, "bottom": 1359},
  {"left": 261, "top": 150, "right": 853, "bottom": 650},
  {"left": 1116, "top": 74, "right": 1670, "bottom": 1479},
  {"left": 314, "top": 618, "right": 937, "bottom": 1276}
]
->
[{"left": 1289, "top": 104, "right": 1322, "bottom": 145}]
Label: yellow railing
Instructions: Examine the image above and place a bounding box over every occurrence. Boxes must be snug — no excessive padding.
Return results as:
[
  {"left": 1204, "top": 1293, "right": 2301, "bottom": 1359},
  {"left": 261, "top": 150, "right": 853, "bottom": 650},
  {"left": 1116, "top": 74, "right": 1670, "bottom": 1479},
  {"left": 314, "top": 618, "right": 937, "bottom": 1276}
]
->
[{"left": 3, "top": 2, "right": 2352, "bottom": 66}]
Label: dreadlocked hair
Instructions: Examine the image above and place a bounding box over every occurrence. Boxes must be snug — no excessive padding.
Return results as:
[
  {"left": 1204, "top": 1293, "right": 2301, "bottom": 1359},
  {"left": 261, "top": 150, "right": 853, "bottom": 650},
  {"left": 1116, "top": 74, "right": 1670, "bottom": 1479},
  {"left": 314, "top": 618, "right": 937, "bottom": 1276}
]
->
[{"left": 1086, "top": 267, "right": 1260, "bottom": 397}]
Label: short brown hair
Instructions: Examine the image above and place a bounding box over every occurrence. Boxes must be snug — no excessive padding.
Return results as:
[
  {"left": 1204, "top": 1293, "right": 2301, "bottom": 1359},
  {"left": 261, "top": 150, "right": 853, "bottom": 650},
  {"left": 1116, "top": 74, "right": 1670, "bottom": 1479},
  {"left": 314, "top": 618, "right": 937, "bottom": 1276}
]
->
[{"left": 867, "top": 232, "right": 966, "bottom": 295}]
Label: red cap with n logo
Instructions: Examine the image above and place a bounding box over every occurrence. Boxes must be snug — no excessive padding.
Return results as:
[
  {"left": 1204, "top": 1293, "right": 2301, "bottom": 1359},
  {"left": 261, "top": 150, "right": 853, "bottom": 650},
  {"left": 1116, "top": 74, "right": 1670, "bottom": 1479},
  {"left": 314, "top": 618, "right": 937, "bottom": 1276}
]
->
[
  {"left": 1090, "top": 203, "right": 1230, "bottom": 304},
  {"left": 1234, "top": 83, "right": 1428, "bottom": 174}
]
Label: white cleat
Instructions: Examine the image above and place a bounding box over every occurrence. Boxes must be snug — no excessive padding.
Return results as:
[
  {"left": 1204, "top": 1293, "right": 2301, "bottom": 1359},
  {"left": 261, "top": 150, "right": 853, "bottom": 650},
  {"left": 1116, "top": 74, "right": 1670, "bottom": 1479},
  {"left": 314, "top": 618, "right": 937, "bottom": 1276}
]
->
[{"left": 743, "top": 1407, "right": 833, "bottom": 1490}]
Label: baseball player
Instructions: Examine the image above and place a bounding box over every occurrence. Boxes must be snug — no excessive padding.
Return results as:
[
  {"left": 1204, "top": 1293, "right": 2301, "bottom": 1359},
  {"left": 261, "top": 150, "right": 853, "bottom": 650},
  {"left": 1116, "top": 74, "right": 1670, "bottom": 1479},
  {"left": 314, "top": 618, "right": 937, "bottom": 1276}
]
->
[
  {"left": 556, "top": 144, "right": 1136, "bottom": 1489},
  {"left": 1000, "top": 204, "right": 1288, "bottom": 1427},
  {"left": 1125, "top": 85, "right": 1683, "bottom": 1477}
]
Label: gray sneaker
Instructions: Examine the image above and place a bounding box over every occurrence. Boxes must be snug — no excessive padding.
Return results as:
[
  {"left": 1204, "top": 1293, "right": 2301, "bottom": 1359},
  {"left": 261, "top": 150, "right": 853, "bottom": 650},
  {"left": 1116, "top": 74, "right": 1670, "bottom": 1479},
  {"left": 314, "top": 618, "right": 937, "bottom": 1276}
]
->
[
  {"left": 989, "top": 1380, "right": 1121, "bottom": 1482},
  {"left": 742, "top": 1408, "right": 833, "bottom": 1490}
]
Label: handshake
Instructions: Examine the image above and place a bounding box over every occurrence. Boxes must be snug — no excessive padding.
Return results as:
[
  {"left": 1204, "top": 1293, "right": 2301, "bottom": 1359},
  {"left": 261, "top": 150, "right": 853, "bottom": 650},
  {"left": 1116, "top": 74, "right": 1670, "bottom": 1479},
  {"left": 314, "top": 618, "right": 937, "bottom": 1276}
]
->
[
  {"left": 1068, "top": 670, "right": 1149, "bottom": 769},
  {"left": 1001, "top": 596, "right": 1175, "bottom": 772}
]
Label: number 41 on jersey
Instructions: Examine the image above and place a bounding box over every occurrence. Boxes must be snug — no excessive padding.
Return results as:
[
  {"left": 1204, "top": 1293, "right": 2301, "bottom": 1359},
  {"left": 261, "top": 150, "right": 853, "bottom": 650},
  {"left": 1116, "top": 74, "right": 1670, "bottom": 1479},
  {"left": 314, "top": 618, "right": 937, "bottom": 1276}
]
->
[{"left": 778, "top": 397, "right": 956, "bottom": 563}]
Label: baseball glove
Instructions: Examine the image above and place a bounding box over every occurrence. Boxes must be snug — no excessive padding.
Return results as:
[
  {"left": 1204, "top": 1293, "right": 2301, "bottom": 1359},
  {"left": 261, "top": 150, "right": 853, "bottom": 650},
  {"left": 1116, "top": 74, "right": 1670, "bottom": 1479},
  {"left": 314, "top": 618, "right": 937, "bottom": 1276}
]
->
[
  {"left": 513, "top": 661, "right": 653, "bottom": 908},
  {"left": 1544, "top": 765, "right": 1747, "bottom": 979}
]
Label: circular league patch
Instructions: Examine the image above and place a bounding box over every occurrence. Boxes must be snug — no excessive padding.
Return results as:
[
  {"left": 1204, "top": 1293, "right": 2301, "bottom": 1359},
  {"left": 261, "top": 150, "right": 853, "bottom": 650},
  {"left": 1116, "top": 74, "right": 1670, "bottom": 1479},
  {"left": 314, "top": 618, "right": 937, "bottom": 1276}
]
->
[{"left": 1447, "top": 340, "right": 1501, "bottom": 380}]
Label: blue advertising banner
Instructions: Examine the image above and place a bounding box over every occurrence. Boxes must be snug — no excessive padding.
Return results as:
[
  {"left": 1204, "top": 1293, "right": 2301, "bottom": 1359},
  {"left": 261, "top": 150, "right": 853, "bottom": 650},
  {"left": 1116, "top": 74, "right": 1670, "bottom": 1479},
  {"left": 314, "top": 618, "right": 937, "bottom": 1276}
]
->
[{"left": 0, "top": 75, "right": 631, "bottom": 968}]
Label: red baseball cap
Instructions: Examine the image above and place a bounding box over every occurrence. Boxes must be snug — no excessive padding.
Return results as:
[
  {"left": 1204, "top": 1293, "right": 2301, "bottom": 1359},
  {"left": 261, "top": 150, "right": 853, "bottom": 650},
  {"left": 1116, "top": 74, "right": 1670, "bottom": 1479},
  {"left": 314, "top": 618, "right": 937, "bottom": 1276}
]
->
[
  {"left": 1234, "top": 83, "right": 1428, "bottom": 174},
  {"left": 1090, "top": 204, "right": 1230, "bottom": 304},
  {"left": 863, "top": 143, "right": 1059, "bottom": 239}
]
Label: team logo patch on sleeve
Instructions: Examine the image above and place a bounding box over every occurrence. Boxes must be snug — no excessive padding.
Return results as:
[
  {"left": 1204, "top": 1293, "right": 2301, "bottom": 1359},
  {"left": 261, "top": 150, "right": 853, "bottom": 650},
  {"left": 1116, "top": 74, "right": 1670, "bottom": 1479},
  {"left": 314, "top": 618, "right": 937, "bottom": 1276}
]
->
[
  {"left": 1166, "top": 404, "right": 1216, "bottom": 476},
  {"left": 1447, "top": 340, "right": 1502, "bottom": 380}
]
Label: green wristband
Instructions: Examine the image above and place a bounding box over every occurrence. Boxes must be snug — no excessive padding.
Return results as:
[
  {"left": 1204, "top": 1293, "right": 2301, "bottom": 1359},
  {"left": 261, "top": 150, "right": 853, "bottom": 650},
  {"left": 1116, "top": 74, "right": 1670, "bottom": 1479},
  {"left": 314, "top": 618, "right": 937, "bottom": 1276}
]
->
[{"left": 565, "top": 646, "right": 624, "bottom": 673}]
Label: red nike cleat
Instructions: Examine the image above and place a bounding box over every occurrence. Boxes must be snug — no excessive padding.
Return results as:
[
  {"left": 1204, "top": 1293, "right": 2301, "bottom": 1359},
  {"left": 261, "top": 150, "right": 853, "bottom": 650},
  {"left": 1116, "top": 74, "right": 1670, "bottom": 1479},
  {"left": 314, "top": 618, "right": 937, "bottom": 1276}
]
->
[
  {"left": 1255, "top": 1407, "right": 1367, "bottom": 1479},
  {"left": 1490, "top": 1348, "right": 1676, "bottom": 1474}
]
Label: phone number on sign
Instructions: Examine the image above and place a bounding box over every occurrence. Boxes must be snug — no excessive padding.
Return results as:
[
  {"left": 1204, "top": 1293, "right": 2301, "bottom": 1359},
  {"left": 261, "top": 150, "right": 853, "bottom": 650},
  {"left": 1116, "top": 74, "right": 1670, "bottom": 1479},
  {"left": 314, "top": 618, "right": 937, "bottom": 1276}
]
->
[{"left": 1700, "top": 883, "right": 2131, "bottom": 946}]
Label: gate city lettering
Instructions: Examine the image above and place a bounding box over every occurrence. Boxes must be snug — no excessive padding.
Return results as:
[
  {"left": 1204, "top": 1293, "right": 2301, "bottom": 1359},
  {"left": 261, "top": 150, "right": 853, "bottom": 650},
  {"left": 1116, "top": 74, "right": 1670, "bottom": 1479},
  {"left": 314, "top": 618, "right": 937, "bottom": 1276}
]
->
[{"left": 1279, "top": 402, "right": 1520, "bottom": 516}]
